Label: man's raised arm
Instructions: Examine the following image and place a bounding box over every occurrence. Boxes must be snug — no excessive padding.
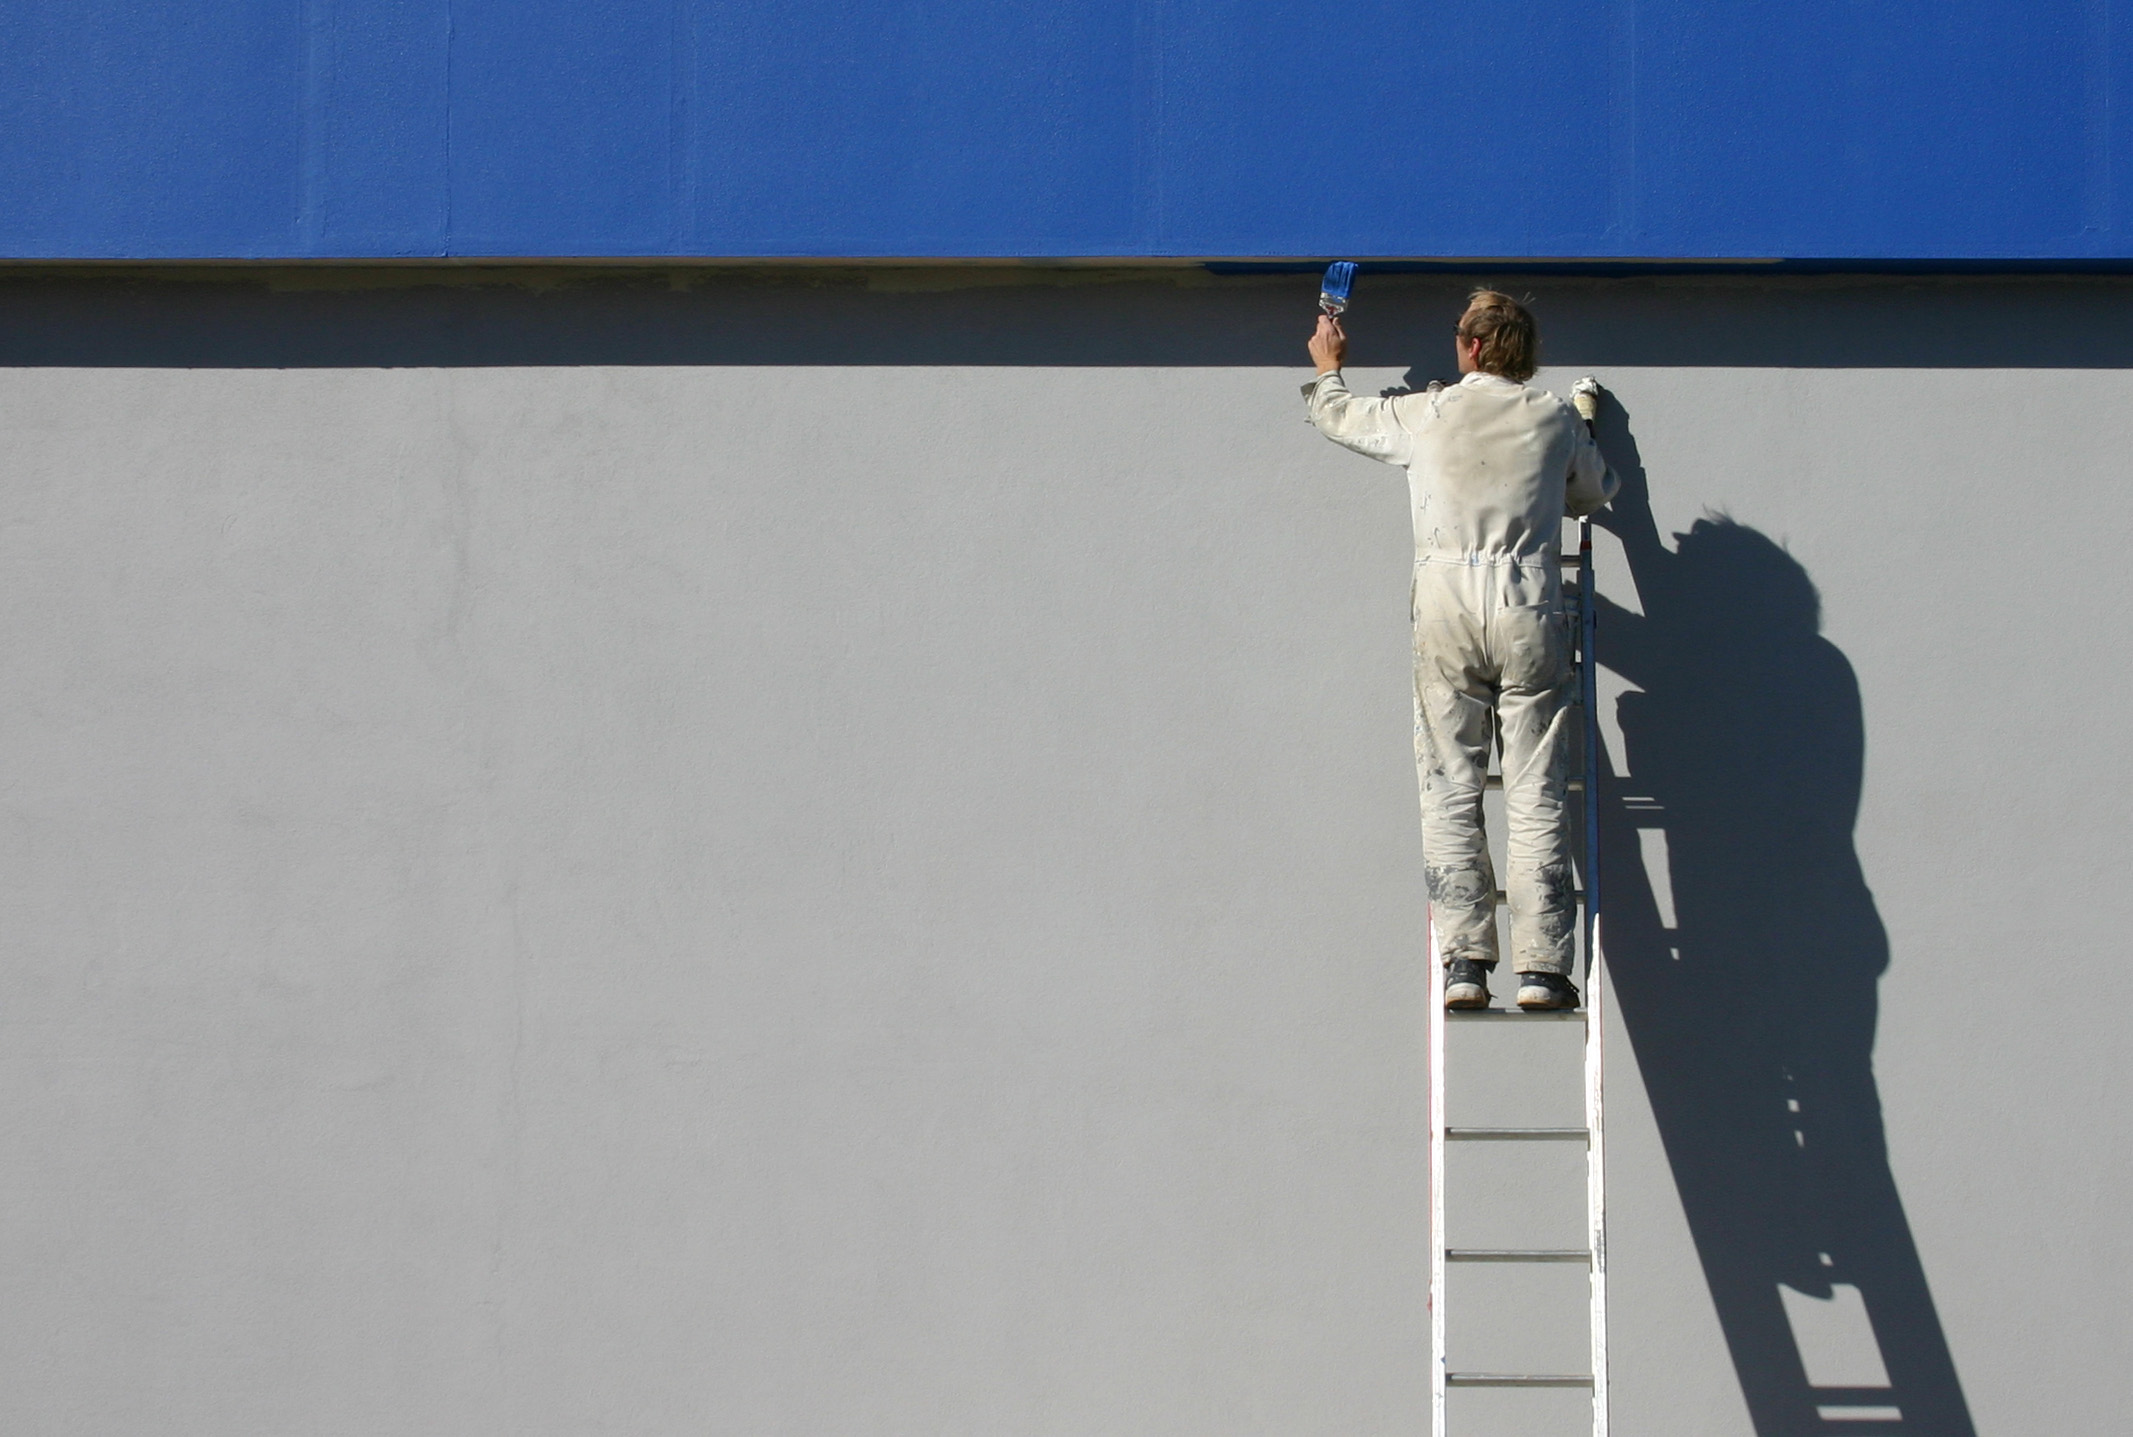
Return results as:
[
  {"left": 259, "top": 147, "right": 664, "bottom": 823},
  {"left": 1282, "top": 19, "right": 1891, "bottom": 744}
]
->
[{"left": 1301, "top": 313, "right": 1412, "bottom": 466}]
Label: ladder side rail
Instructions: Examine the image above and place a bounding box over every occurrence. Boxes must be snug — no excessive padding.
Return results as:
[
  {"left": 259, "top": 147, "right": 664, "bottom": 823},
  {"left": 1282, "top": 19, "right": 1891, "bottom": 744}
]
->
[
  {"left": 1428, "top": 911, "right": 1448, "bottom": 1436},
  {"left": 1577, "top": 517, "right": 1610, "bottom": 1437}
]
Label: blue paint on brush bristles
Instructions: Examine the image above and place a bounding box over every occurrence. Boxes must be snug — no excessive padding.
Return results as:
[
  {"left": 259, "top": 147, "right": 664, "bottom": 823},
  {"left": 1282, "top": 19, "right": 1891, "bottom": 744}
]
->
[{"left": 1319, "top": 261, "right": 1358, "bottom": 315}]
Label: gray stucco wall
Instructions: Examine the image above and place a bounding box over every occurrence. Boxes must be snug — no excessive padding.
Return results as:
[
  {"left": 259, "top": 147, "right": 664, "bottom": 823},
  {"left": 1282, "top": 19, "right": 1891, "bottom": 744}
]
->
[{"left": 3, "top": 269, "right": 2126, "bottom": 1435}]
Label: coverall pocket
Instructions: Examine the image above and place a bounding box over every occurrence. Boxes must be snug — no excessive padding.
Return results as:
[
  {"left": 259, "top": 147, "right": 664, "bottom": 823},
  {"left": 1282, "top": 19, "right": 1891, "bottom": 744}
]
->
[{"left": 1493, "top": 603, "right": 1571, "bottom": 694}]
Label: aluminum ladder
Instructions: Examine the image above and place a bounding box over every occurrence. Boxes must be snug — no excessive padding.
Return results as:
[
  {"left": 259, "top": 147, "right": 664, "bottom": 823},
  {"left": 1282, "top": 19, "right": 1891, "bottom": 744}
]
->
[{"left": 1425, "top": 516, "right": 1607, "bottom": 1437}]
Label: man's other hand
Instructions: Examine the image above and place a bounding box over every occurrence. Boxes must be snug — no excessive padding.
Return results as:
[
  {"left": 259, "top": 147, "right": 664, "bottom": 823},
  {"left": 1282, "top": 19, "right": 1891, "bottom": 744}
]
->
[{"left": 1309, "top": 314, "right": 1347, "bottom": 374}]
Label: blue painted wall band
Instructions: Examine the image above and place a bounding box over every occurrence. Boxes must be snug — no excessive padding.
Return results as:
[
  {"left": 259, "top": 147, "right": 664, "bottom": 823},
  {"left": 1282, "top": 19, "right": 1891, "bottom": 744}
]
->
[{"left": 3, "top": 1, "right": 2126, "bottom": 261}]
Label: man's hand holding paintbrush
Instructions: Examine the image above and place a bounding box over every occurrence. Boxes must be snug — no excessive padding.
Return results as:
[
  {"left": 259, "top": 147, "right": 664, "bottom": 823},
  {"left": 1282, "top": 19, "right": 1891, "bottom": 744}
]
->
[{"left": 1309, "top": 313, "right": 1347, "bottom": 375}]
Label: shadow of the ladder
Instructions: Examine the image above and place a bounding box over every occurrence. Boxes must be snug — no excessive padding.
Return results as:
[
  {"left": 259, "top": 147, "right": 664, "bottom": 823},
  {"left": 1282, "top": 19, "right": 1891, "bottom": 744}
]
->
[{"left": 1585, "top": 397, "right": 1976, "bottom": 1437}]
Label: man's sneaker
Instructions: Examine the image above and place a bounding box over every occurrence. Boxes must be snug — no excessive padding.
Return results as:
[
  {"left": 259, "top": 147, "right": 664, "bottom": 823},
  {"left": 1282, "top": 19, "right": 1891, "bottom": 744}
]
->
[
  {"left": 1516, "top": 970, "right": 1580, "bottom": 1011},
  {"left": 1444, "top": 959, "right": 1493, "bottom": 1010}
]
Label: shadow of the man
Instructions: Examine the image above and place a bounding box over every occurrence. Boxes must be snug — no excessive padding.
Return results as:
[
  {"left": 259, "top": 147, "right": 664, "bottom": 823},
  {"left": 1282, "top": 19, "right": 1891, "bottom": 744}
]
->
[{"left": 1587, "top": 399, "right": 1976, "bottom": 1437}]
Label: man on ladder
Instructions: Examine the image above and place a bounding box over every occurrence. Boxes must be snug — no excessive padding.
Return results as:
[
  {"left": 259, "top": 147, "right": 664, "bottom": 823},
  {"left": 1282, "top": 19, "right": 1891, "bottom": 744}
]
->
[
  {"left": 1303, "top": 289, "right": 1615, "bottom": 1010},
  {"left": 1306, "top": 281, "right": 1620, "bottom": 1433}
]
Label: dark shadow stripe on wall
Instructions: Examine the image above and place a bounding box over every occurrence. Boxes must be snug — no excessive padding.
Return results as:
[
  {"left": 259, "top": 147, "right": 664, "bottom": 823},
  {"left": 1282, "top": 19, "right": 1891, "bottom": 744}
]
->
[{"left": 7, "top": 268, "right": 2133, "bottom": 369}]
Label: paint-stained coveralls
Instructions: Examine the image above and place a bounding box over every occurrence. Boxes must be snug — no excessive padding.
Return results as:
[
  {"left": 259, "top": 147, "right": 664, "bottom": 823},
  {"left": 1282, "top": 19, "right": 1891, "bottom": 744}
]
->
[{"left": 1305, "top": 370, "right": 1617, "bottom": 974}]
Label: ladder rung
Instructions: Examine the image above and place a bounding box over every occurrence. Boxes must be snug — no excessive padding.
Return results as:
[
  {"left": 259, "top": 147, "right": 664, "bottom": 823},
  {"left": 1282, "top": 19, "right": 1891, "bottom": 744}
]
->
[
  {"left": 1490, "top": 890, "right": 1586, "bottom": 903},
  {"left": 1446, "top": 1372, "right": 1595, "bottom": 1388},
  {"left": 1445, "top": 1248, "right": 1591, "bottom": 1263},
  {"left": 1446, "top": 1126, "right": 1588, "bottom": 1141},
  {"left": 1444, "top": 1007, "right": 1585, "bottom": 1021},
  {"left": 1481, "top": 775, "right": 1584, "bottom": 791}
]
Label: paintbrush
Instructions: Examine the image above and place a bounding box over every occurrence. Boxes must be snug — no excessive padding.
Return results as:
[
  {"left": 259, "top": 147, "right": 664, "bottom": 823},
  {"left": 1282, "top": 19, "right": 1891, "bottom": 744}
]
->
[{"left": 1319, "top": 261, "right": 1357, "bottom": 317}]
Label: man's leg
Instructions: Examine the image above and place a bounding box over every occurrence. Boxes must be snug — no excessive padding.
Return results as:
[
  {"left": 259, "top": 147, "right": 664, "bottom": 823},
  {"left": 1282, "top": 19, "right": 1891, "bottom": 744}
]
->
[
  {"left": 1494, "top": 603, "right": 1578, "bottom": 976},
  {"left": 1413, "top": 605, "right": 1498, "bottom": 974}
]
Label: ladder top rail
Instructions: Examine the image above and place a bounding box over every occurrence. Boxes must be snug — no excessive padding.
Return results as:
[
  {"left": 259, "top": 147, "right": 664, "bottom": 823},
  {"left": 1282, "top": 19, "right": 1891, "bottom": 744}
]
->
[{"left": 1443, "top": 1008, "right": 1585, "bottom": 1022}]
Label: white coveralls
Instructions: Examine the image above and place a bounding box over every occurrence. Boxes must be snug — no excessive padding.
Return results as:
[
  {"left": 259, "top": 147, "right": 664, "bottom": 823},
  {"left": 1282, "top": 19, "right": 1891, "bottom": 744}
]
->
[{"left": 1305, "top": 370, "right": 1617, "bottom": 974}]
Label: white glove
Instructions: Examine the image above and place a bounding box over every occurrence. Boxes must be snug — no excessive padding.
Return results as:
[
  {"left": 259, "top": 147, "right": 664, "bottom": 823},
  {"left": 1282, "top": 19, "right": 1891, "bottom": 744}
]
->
[{"left": 1571, "top": 375, "right": 1602, "bottom": 422}]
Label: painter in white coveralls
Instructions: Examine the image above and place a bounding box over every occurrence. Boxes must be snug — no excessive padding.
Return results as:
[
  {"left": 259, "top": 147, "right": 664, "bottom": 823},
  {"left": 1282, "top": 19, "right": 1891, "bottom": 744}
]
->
[{"left": 1303, "top": 290, "right": 1617, "bottom": 1011}]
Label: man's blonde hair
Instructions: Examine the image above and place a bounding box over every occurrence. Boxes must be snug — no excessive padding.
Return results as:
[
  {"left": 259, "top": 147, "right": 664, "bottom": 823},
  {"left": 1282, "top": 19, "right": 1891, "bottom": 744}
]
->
[{"left": 1456, "top": 290, "right": 1538, "bottom": 382}]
